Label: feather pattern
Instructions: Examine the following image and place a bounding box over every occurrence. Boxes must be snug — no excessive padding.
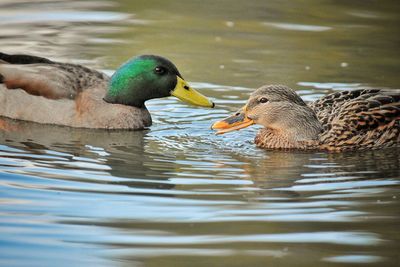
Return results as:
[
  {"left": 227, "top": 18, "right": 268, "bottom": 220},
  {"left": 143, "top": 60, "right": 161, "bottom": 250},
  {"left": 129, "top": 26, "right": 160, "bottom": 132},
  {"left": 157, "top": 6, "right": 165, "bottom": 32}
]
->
[
  {"left": 312, "top": 89, "right": 400, "bottom": 151},
  {"left": 253, "top": 88, "right": 400, "bottom": 151}
]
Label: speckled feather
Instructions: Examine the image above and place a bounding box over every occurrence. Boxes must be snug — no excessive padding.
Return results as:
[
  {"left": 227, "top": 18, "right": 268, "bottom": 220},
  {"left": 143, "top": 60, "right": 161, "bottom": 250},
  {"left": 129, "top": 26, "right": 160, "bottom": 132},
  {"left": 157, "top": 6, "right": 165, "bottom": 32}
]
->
[
  {"left": 311, "top": 89, "right": 399, "bottom": 151},
  {"left": 253, "top": 86, "right": 400, "bottom": 151}
]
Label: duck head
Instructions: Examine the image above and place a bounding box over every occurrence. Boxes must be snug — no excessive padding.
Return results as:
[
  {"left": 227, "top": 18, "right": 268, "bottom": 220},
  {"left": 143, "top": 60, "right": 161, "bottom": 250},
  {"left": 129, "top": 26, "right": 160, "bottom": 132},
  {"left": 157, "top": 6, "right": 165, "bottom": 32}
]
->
[
  {"left": 212, "top": 85, "right": 322, "bottom": 141},
  {"left": 104, "top": 55, "right": 214, "bottom": 108}
]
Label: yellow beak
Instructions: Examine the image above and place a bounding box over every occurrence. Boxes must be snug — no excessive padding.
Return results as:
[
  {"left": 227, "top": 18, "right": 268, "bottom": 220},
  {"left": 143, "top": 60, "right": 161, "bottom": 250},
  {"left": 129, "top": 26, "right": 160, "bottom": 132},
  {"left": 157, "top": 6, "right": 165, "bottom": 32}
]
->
[
  {"left": 211, "top": 106, "right": 254, "bottom": 134},
  {"left": 171, "top": 76, "right": 214, "bottom": 108}
]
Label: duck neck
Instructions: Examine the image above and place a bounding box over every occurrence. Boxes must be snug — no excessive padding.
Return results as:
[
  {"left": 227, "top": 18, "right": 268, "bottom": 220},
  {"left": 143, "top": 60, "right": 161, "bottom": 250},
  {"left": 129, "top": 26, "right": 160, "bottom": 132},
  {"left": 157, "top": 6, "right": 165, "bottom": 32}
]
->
[
  {"left": 257, "top": 107, "right": 323, "bottom": 149},
  {"left": 104, "top": 76, "right": 148, "bottom": 108},
  {"left": 284, "top": 113, "right": 323, "bottom": 142}
]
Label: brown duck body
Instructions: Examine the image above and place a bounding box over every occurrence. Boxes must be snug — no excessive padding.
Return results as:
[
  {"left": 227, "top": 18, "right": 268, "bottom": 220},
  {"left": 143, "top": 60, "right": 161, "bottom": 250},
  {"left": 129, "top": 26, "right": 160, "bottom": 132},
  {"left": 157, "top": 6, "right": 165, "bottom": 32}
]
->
[
  {"left": 213, "top": 85, "right": 400, "bottom": 152},
  {"left": 0, "top": 53, "right": 151, "bottom": 129},
  {"left": 0, "top": 83, "right": 152, "bottom": 129}
]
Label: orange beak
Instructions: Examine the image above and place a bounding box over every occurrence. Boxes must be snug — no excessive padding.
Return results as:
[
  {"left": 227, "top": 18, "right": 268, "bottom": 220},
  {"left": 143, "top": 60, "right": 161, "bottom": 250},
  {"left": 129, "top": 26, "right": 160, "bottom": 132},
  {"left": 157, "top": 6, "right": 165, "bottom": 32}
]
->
[{"left": 211, "top": 107, "right": 254, "bottom": 135}]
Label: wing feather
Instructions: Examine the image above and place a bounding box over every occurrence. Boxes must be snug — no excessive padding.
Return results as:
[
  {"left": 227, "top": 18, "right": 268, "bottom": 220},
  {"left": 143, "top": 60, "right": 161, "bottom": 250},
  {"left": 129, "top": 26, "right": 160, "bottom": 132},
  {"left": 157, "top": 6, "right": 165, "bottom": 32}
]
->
[
  {"left": 0, "top": 52, "right": 108, "bottom": 99},
  {"left": 315, "top": 89, "right": 400, "bottom": 150}
]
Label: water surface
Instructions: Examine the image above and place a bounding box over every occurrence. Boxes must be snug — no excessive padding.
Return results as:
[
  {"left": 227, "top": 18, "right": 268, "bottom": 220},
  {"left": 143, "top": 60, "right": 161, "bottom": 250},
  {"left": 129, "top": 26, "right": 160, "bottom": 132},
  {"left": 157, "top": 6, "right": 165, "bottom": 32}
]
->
[{"left": 0, "top": 0, "right": 400, "bottom": 266}]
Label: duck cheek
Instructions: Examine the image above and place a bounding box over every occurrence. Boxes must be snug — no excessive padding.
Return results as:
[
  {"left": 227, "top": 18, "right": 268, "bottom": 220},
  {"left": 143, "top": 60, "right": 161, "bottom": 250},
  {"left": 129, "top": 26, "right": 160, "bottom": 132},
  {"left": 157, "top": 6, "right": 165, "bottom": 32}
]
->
[
  {"left": 246, "top": 112, "right": 258, "bottom": 122},
  {"left": 254, "top": 118, "right": 263, "bottom": 126},
  {"left": 253, "top": 114, "right": 273, "bottom": 127}
]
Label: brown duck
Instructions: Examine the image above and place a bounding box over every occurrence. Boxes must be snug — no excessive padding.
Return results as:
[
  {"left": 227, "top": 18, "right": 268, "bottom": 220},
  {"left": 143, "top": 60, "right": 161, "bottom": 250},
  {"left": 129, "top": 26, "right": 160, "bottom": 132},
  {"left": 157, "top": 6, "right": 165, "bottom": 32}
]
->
[
  {"left": 0, "top": 52, "right": 214, "bottom": 129},
  {"left": 212, "top": 85, "right": 400, "bottom": 151}
]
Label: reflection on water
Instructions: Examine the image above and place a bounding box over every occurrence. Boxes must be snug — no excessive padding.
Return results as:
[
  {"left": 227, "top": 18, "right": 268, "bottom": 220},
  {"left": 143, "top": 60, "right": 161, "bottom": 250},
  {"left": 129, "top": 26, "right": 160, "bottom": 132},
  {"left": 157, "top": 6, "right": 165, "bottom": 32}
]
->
[
  {"left": 1, "top": 118, "right": 399, "bottom": 267},
  {"left": 1, "top": 0, "right": 400, "bottom": 266}
]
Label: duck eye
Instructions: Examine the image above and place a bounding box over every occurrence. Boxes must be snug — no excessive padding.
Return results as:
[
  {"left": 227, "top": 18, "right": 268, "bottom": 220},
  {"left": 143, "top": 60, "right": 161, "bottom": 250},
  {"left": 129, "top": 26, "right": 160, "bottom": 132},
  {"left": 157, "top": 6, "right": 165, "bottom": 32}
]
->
[
  {"left": 154, "top": 66, "right": 166, "bottom": 75},
  {"left": 259, "top": 97, "right": 268, "bottom": 103}
]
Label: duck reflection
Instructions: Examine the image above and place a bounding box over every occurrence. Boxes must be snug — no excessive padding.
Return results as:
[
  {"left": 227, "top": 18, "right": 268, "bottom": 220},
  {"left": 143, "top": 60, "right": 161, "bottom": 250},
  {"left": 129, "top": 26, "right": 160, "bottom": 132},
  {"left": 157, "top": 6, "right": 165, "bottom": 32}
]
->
[
  {"left": 0, "top": 117, "right": 176, "bottom": 190},
  {"left": 215, "top": 145, "right": 400, "bottom": 194}
]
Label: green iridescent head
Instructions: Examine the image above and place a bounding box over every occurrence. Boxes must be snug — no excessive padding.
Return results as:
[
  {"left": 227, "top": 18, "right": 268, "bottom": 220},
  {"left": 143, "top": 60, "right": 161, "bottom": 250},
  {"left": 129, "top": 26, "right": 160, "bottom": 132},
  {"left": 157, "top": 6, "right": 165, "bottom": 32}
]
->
[{"left": 104, "top": 55, "right": 214, "bottom": 108}]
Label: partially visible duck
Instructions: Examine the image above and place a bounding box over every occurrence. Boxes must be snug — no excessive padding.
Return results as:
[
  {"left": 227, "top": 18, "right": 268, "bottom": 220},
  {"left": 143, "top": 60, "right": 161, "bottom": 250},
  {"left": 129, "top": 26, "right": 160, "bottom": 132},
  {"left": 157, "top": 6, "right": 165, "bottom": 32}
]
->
[
  {"left": 0, "top": 52, "right": 214, "bottom": 129},
  {"left": 212, "top": 85, "right": 399, "bottom": 151}
]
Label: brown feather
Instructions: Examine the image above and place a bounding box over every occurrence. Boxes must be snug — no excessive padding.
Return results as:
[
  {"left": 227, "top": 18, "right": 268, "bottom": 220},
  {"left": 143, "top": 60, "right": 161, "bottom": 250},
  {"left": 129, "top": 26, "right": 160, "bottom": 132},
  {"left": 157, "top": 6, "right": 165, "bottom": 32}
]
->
[
  {"left": 245, "top": 86, "right": 400, "bottom": 151},
  {"left": 0, "top": 57, "right": 108, "bottom": 99}
]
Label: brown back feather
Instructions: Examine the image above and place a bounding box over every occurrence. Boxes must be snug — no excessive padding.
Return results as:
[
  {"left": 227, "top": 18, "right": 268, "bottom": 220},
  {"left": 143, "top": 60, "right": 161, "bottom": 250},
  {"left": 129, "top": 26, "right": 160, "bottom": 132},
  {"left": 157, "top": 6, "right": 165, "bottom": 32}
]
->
[
  {"left": 315, "top": 89, "right": 400, "bottom": 151},
  {"left": 0, "top": 52, "right": 109, "bottom": 100}
]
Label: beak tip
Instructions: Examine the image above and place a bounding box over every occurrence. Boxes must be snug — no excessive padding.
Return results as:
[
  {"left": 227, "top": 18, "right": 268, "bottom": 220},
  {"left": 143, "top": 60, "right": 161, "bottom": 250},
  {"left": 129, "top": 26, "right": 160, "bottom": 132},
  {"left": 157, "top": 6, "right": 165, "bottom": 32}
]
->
[{"left": 211, "top": 121, "right": 224, "bottom": 130}]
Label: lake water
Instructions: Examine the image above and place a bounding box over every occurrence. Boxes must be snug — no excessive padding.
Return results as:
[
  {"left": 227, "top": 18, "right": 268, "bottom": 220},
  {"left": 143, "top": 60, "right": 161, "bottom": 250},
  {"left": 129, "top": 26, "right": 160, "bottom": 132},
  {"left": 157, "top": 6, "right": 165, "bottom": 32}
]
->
[{"left": 0, "top": 1, "right": 399, "bottom": 266}]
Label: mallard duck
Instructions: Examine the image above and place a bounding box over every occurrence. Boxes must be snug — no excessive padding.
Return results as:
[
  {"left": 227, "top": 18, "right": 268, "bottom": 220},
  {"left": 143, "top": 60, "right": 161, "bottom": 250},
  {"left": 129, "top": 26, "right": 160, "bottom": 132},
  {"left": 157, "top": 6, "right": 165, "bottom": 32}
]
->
[
  {"left": 212, "top": 85, "right": 400, "bottom": 151},
  {"left": 0, "top": 52, "right": 214, "bottom": 129}
]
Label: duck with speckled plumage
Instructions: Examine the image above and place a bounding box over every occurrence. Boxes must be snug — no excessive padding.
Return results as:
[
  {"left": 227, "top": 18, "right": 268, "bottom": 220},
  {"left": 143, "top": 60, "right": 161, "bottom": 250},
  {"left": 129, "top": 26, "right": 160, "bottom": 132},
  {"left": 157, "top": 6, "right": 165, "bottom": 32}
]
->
[{"left": 212, "top": 85, "right": 399, "bottom": 151}]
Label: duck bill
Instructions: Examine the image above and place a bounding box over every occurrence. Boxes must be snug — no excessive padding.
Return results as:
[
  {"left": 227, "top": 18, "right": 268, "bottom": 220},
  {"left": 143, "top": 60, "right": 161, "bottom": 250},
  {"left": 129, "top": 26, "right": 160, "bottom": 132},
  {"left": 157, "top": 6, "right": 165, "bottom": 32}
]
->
[
  {"left": 211, "top": 108, "right": 254, "bottom": 135},
  {"left": 171, "top": 76, "right": 214, "bottom": 108}
]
